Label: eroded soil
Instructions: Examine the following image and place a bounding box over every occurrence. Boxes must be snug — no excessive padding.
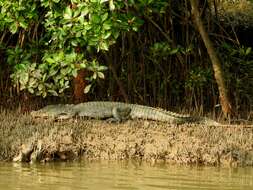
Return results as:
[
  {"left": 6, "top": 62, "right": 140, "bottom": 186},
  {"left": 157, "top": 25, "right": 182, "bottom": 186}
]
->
[{"left": 0, "top": 111, "right": 253, "bottom": 166}]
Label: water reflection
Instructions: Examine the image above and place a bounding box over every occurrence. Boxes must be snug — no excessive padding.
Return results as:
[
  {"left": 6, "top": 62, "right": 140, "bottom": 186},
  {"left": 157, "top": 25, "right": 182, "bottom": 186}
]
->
[{"left": 0, "top": 161, "right": 252, "bottom": 190}]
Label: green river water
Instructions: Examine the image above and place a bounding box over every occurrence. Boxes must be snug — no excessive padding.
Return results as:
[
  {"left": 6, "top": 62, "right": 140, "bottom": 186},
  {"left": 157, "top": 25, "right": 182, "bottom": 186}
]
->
[{"left": 0, "top": 161, "right": 253, "bottom": 190}]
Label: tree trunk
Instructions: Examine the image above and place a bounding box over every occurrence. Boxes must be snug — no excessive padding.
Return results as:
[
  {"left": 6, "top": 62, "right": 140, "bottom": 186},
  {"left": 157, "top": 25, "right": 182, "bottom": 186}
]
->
[
  {"left": 189, "top": 0, "right": 234, "bottom": 117},
  {"left": 73, "top": 46, "right": 87, "bottom": 104},
  {"left": 73, "top": 69, "right": 87, "bottom": 104}
]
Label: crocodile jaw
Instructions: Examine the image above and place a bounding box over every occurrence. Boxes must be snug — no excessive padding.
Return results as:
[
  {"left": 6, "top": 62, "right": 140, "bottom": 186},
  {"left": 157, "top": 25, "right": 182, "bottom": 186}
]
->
[
  {"left": 31, "top": 110, "right": 74, "bottom": 119},
  {"left": 30, "top": 104, "right": 75, "bottom": 119},
  {"left": 30, "top": 110, "right": 58, "bottom": 119}
]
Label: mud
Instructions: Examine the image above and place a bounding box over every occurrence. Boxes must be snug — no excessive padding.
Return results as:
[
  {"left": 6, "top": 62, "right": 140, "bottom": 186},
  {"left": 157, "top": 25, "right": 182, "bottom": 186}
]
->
[{"left": 0, "top": 111, "right": 253, "bottom": 166}]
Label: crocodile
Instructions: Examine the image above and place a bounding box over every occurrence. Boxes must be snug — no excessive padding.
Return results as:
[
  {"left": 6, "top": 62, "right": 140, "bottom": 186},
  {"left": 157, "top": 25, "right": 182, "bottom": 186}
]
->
[{"left": 31, "top": 101, "right": 220, "bottom": 125}]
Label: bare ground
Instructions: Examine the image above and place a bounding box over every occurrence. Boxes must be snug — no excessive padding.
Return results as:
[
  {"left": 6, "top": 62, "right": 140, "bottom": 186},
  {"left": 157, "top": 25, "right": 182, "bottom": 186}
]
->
[{"left": 0, "top": 111, "right": 253, "bottom": 166}]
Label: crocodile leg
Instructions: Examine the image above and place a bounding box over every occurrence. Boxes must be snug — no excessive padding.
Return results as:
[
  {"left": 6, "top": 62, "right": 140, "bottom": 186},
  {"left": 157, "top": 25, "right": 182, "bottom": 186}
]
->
[{"left": 112, "top": 106, "right": 132, "bottom": 122}]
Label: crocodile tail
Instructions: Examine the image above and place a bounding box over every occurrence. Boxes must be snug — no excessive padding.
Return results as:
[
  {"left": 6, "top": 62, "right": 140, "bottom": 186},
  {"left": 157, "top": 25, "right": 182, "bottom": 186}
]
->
[{"left": 130, "top": 105, "right": 191, "bottom": 123}]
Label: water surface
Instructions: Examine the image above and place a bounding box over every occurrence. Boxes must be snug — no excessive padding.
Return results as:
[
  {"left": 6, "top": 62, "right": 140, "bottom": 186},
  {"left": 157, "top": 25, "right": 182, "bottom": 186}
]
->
[{"left": 0, "top": 161, "right": 252, "bottom": 190}]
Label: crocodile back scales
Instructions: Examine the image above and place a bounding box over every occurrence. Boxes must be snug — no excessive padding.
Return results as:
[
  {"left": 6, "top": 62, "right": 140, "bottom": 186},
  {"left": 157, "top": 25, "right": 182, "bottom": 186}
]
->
[
  {"left": 31, "top": 101, "right": 220, "bottom": 125},
  {"left": 74, "top": 101, "right": 191, "bottom": 123}
]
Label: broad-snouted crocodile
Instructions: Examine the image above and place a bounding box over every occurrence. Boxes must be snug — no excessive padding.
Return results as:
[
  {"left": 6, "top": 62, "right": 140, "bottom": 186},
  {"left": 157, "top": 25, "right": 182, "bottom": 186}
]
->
[{"left": 31, "top": 101, "right": 220, "bottom": 125}]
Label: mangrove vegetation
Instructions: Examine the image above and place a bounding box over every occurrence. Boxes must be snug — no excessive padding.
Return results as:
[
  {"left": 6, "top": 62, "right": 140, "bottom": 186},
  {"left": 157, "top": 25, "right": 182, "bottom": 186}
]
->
[{"left": 0, "top": 0, "right": 252, "bottom": 120}]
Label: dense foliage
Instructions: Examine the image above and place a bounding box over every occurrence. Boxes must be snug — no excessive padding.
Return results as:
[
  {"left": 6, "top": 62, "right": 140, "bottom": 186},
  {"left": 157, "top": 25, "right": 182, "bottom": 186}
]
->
[
  {"left": 0, "top": 0, "right": 148, "bottom": 96},
  {"left": 0, "top": 0, "right": 252, "bottom": 116}
]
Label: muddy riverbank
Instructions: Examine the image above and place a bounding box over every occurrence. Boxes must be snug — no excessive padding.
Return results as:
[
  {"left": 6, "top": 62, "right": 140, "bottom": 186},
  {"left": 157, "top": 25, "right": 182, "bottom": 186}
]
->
[{"left": 0, "top": 111, "right": 253, "bottom": 166}]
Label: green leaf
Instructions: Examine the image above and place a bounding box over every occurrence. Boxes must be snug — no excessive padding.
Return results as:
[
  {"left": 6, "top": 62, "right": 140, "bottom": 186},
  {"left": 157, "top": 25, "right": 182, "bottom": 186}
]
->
[
  {"left": 103, "top": 20, "right": 112, "bottom": 30},
  {"left": 79, "top": 15, "right": 85, "bottom": 24},
  {"left": 49, "top": 68, "right": 58, "bottom": 77},
  {"left": 57, "top": 51, "right": 65, "bottom": 60},
  {"left": 45, "top": 57, "right": 55, "bottom": 64},
  {"left": 80, "top": 63, "right": 87, "bottom": 69},
  {"left": 102, "top": 31, "right": 111, "bottom": 39},
  {"left": 76, "top": 31, "right": 81, "bottom": 37},
  {"left": 246, "top": 47, "right": 252, "bottom": 55},
  {"left": 99, "top": 41, "right": 109, "bottom": 51},
  {"left": 28, "top": 78, "right": 37, "bottom": 87},
  {"left": 59, "top": 88, "right": 64, "bottom": 93},
  {"left": 30, "top": 63, "right": 37, "bottom": 70},
  {"left": 109, "top": 0, "right": 115, "bottom": 11},
  {"left": 17, "top": 63, "right": 27, "bottom": 70},
  {"left": 20, "top": 73, "right": 29, "bottom": 85},
  {"left": 64, "top": 6, "right": 72, "bottom": 19},
  {"left": 42, "top": 74, "right": 47, "bottom": 82},
  {"left": 84, "top": 84, "right": 92, "bottom": 94},
  {"left": 72, "top": 69, "right": 78, "bottom": 77},
  {"left": 42, "top": 91, "right": 47, "bottom": 98},
  {"left": 88, "top": 38, "right": 99, "bottom": 46},
  {"left": 170, "top": 48, "right": 179, "bottom": 55},
  {"left": 73, "top": 9, "right": 81, "bottom": 18},
  {"left": 112, "top": 30, "right": 120, "bottom": 39},
  {"left": 92, "top": 72, "right": 97, "bottom": 79},
  {"left": 59, "top": 79, "right": 65, "bottom": 87},
  {"left": 71, "top": 40, "right": 79, "bottom": 46},
  {"left": 48, "top": 90, "right": 58, "bottom": 96},
  {"left": 81, "top": 6, "right": 89, "bottom": 16},
  {"left": 60, "top": 68, "right": 68, "bottom": 75},
  {"left": 65, "top": 81, "right": 70, "bottom": 88},
  {"left": 9, "top": 22, "right": 18, "bottom": 34},
  {"left": 97, "top": 72, "right": 105, "bottom": 79},
  {"left": 98, "top": 65, "right": 108, "bottom": 71},
  {"left": 38, "top": 84, "right": 44, "bottom": 91},
  {"left": 90, "top": 0, "right": 99, "bottom": 3},
  {"left": 28, "top": 88, "right": 34, "bottom": 94},
  {"left": 20, "top": 84, "right": 26, "bottom": 91},
  {"left": 19, "top": 21, "right": 28, "bottom": 29},
  {"left": 91, "top": 14, "right": 101, "bottom": 24},
  {"left": 101, "top": 13, "right": 108, "bottom": 22},
  {"left": 4, "top": 17, "right": 14, "bottom": 23},
  {"left": 132, "top": 26, "right": 138, "bottom": 32},
  {"left": 84, "top": 24, "right": 92, "bottom": 31}
]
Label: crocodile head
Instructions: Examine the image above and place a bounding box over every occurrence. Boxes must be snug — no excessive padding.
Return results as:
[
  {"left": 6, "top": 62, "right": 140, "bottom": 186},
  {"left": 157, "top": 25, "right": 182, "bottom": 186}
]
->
[{"left": 31, "top": 104, "right": 75, "bottom": 119}]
